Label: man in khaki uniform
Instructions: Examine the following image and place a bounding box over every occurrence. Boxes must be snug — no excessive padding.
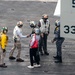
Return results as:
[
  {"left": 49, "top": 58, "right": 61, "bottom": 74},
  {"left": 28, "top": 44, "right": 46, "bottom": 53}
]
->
[{"left": 9, "top": 21, "right": 27, "bottom": 62}]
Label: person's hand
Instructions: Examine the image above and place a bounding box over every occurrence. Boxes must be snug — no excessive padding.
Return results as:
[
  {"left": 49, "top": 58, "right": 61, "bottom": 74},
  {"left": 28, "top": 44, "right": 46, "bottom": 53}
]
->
[
  {"left": 48, "top": 32, "right": 49, "bottom": 35},
  {"left": 51, "top": 40, "right": 54, "bottom": 43},
  {"left": 41, "top": 33, "right": 44, "bottom": 37},
  {"left": 45, "top": 32, "right": 49, "bottom": 36},
  {"left": 29, "top": 44, "right": 31, "bottom": 48},
  {"left": 3, "top": 49, "right": 6, "bottom": 53},
  {"left": 26, "top": 34, "right": 31, "bottom": 38}
]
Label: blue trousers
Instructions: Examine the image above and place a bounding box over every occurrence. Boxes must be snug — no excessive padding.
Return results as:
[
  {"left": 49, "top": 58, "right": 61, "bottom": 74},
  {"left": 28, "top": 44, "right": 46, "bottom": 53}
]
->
[{"left": 56, "top": 38, "right": 64, "bottom": 57}]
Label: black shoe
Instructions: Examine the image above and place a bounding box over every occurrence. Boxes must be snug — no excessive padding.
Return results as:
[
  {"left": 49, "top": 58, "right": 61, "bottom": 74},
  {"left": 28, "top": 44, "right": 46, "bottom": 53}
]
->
[
  {"left": 54, "top": 57, "right": 62, "bottom": 63},
  {"left": 3, "top": 63, "right": 6, "bottom": 65},
  {"left": 44, "top": 52, "right": 49, "bottom": 55},
  {"left": 53, "top": 56, "right": 59, "bottom": 59},
  {"left": 55, "top": 60, "right": 62, "bottom": 63},
  {"left": 16, "top": 58, "right": 24, "bottom": 62},
  {"left": 0, "top": 64, "right": 7, "bottom": 68},
  {"left": 9, "top": 56, "right": 16, "bottom": 60}
]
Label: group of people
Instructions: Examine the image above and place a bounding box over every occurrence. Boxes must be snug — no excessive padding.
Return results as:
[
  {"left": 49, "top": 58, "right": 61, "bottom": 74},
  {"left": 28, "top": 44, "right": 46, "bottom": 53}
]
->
[{"left": 0, "top": 14, "right": 65, "bottom": 68}]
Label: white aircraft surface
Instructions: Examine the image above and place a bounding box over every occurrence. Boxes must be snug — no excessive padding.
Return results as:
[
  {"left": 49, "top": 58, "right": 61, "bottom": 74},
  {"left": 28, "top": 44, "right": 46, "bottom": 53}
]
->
[{"left": 54, "top": 0, "right": 60, "bottom": 17}]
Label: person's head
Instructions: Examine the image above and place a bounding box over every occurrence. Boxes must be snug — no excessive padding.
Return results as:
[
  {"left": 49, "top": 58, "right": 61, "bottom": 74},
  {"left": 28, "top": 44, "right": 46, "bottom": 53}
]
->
[
  {"left": 29, "top": 21, "right": 36, "bottom": 28},
  {"left": 55, "top": 20, "right": 60, "bottom": 27},
  {"left": 42, "top": 14, "right": 48, "bottom": 21},
  {"left": 34, "top": 28, "right": 40, "bottom": 35},
  {"left": 2, "top": 27, "right": 8, "bottom": 34},
  {"left": 17, "top": 21, "right": 23, "bottom": 28}
]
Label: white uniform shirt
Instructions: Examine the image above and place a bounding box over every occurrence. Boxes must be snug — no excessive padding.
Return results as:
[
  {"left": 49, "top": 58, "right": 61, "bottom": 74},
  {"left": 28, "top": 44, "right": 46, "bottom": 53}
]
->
[{"left": 13, "top": 26, "right": 26, "bottom": 41}]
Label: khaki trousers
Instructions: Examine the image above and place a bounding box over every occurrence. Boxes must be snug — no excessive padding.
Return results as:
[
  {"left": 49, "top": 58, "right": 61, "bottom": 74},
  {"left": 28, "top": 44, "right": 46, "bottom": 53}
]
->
[
  {"left": 0, "top": 50, "right": 6, "bottom": 65},
  {"left": 9, "top": 41, "right": 21, "bottom": 59}
]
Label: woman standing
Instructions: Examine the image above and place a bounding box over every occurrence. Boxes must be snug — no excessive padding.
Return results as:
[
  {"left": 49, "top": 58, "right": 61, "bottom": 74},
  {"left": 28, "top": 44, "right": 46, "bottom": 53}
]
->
[{"left": 28, "top": 28, "right": 41, "bottom": 69}]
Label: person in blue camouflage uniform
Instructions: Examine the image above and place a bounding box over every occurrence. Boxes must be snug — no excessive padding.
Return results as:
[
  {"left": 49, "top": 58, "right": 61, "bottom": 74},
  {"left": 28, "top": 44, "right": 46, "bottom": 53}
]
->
[{"left": 52, "top": 20, "right": 65, "bottom": 63}]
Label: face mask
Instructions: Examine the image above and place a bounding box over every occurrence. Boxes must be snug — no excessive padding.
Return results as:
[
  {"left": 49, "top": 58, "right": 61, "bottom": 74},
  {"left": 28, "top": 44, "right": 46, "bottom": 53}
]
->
[
  {"left": 43, "top": 18, "right": 48, "bottom": 21},
  {"left": 18, "top": 25, "right": 23, "bottom": 28}
]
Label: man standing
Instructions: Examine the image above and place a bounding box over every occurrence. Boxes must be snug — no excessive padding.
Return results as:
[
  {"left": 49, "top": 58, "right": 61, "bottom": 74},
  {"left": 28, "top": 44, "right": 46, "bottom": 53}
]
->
[
  {"left": 0, "top": 27, "right": 8, "bottom": 68},
  {"left": 38, "top": 14, "right": 50, "bottom": 55},
  {"left": 9, "top": 21, "right": 27, "bottom": 62},
  {"left": 52, "top": 20, "right": 65, "bottom": 63}
]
